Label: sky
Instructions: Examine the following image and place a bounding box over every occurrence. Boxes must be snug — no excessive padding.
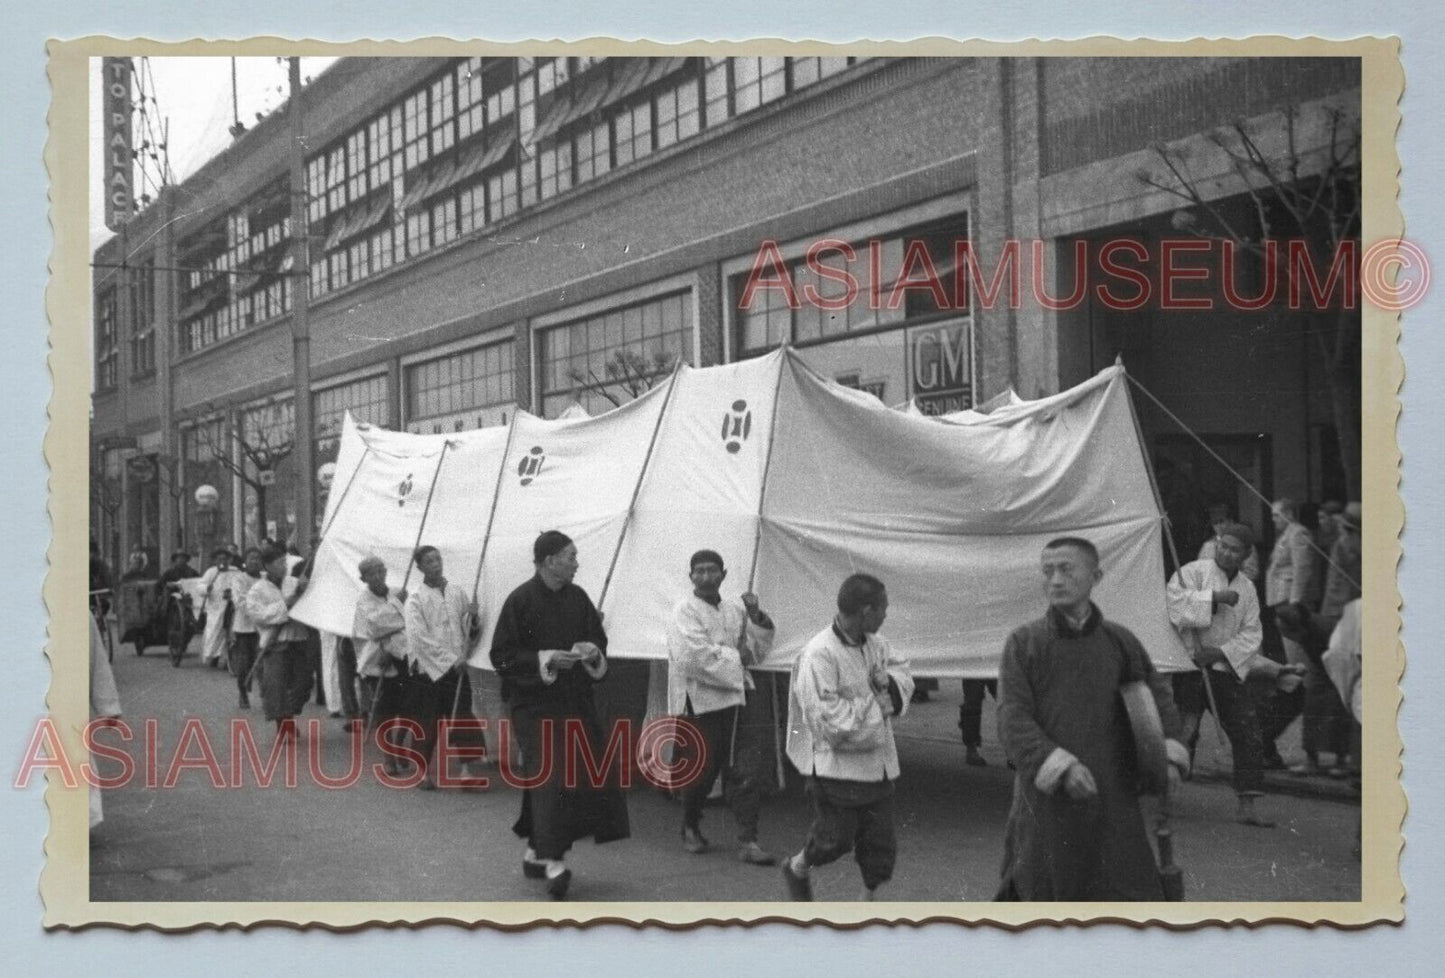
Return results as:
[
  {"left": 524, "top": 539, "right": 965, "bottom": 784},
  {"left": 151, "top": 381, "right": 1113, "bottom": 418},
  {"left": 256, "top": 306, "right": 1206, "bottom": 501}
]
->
[{"left": 89, "top": 56, "right": 337, "bottom": 253}]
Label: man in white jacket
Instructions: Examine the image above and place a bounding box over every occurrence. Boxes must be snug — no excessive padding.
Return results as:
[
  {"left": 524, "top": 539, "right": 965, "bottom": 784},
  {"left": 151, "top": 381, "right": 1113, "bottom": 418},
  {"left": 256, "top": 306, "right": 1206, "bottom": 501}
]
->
[
  {"left": 1168, "top": 522, "right": 1303, "bottom": 827},
  {"left": 782, "top": 573, "right": 913, "bottom": 901},
  {"left": 666, "top": 549, "right": 777, "bottom": 865}
]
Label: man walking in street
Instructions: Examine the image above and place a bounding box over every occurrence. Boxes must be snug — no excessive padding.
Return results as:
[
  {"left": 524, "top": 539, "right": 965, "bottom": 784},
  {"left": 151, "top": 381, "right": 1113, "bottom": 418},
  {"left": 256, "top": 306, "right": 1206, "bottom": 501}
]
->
[
  {"left": 490, "top": 530, "right": 630, "bottom": 900},
  {"left": 244, "top": 544, "right": 312, "bottom": 739},
  {"left": 352, "top": 555, "right": 410, "bottom": 776},
  {"left": 1168, "top": 522, "right": 1304, "bottom": 827},
  {"left": 403, "top": 545, "right": 481, "bottom": 790},
  {"left": 227, "top": 548, "right": 264, "bottom": 709},
  {"left": 995, "top": 537, "right": 1191, "bottom": 901},
  {"left": 198, "top": 547, "right": 243, "bottom": 670},
  {"left": 782, "top": 573, "right": 913, "bottom": 901},
  {"left": 666, "top": 548, "right": 777, "bottom": 866}
]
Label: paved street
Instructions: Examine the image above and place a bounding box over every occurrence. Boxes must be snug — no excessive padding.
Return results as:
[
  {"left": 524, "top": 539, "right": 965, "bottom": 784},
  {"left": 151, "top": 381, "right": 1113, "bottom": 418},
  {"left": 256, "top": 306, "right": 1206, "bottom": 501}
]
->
[{"left": 90, "top": 638, "right": 1361, "bottom": 904}]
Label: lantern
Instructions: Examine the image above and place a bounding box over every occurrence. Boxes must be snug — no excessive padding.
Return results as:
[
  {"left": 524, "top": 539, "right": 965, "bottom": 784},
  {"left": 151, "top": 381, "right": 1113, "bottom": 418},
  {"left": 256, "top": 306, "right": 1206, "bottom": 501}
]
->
[{"left": 194, "top": 484, "right": 220, "bottom": 509}]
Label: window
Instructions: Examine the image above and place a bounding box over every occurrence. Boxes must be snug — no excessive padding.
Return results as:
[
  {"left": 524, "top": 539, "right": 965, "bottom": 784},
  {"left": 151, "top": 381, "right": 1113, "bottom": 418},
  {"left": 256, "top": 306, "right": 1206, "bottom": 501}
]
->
[
  {"left": 432, "top": 198, "right": 458, "bottom": 247},
  {"left": 734, "top": 218, "right": 968, "bottom": 357},
  {"left": 538, "top": 142, "right": 573, "bottom": 200},
  {"left": 457, "top": 58, "right": 485, "bottom": 141},
  {"left": 732, "top": 57, "right": 787, "bottom": 115},
  {"left": 96, "top": 287, "right": 118, "bottom": 390},
  {"left": 458, "top": 182, "right": 487, "bottom": 234},
  {"left": 614, "top": 101, "right": 653, "bottom": 167},
  {"left": 325, "top": 145, "right": 347, "bottom": 214},
  {"left": 704, "top": 57, "right": 730, "bottom": 127},
  {"left": 405, "top": 209, "right": 432, "bottom": 258},
  {"left": 487, "top": 167, "right": 518, "bottom": 222},
  {"left": 538, "top": 291, "right": 693, "bottom": 417},
  {"left": 313, "top": 374, "right": 390, "bottom": 461},
  {"left": 574, "top": 121, "right": 611, "bottom": 183},
  {"left": 402, "top": 89, "right": 430, "bottom": 172},
  {"left": 655, "top": 77, "right": 700, "bottom": 149},
  {"left": 792, "top": 56, "right": 850, "bottom": 89},
  {"left": 367, "top": 107, "right": 403, "bottom": 191},
  {"left": 405, "top": 341, "right": 516, "bottom": 432},
  {"left": 430, "top": 73, "right": 456, "bottom": 156},
  {"left": 346, "top": 129, "right": 368, "bottom": 203},
  {"left": 129, "top": 256, "right": 156, "bottom": 375}
]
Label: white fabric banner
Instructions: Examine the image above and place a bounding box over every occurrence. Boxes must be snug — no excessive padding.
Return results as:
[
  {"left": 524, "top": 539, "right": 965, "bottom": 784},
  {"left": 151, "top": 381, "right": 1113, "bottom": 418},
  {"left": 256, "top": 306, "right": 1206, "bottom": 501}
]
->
[{"left": 291, "top": 353, "right": 1190, "bottom": 676}]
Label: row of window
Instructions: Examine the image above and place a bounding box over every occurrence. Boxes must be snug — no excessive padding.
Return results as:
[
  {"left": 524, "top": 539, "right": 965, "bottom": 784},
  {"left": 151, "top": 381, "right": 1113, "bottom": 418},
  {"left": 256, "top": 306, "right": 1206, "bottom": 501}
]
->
[{"left": 159, "top": 54, "right": 869, "bottom": 357}]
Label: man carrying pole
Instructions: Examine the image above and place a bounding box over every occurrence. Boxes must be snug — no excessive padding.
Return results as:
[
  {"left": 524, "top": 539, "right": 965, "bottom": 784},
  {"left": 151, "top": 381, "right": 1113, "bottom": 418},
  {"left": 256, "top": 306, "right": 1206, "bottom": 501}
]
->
[
  {"left": 490, "top": 530, "right": 630, "bottom": 900},
  {"left": 244, "top": 543, "right": 312, "bottom": 741},
  {"left": 666, "top": 548, "right": 777, "bottom": 866},
  {"left": 995, "top": 537, "right": 1190, "bottom": 901},
  {"left": 1167, "top": 522, "right": 1304, "bottom": 827},
  {"left": 402, "top": 545, "right": 480, "bottom": 790},
  {"left": 353, "top": 555, "right": 409, "bottom": 777}
]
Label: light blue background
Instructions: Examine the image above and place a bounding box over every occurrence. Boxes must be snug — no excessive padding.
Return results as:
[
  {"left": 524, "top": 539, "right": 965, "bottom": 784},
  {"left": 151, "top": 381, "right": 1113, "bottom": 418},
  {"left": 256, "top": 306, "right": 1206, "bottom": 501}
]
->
[{"left": 4, "top": 3, "right": 1438, "bottom": 972}]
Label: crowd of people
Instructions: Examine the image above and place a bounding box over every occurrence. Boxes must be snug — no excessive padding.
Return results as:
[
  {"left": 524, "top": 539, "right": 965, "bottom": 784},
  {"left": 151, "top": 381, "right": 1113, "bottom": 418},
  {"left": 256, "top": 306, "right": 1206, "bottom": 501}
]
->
[{"left": 98, "top": 495, "right": 1363, "bottom": 902}]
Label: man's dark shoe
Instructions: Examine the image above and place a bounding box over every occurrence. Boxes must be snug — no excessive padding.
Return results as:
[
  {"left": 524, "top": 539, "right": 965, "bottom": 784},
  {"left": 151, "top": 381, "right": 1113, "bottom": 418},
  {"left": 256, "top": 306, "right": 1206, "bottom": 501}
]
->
[
  {"left": 523, "top": 855, "right": 546, "bottom": 879},
  {"left": 737, "top": 841, "right": 777, "bottom": 866},
  {"left": 782, "top": 859, "right": 813, "bottom": 901},
  {"left": 545, "top": 867, "right": 572, "bottom": 900}
]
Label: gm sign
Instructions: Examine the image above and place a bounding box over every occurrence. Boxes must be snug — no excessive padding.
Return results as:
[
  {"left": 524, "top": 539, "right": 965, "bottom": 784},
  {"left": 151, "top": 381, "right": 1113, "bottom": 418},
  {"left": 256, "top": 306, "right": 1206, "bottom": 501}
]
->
[{"left": 909, "top": 322, "right": 973, "bottom": 415}]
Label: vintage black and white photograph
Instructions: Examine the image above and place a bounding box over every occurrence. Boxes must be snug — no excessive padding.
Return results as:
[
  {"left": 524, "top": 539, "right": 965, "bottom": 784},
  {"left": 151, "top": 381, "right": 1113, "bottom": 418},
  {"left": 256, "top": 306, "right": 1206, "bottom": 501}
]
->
[{"left": 53, "top": 39, "right": 1400, "bottom": 927}]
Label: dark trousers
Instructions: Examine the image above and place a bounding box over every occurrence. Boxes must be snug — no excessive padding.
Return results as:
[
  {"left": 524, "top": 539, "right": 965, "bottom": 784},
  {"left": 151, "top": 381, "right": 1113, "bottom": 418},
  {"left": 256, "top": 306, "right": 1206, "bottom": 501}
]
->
[
  {"left": 1173, "top": 669, "right": 1266, "bottom": 795},
  {"left": 259, "top": 641, "right": 313, "bottom": 722},
  {"left": 229, "top": 632, "right": 259, "bottom": 696},
  {"left": 336, "top": 638, "right": 361, "bottom": 719},
  {"left": 680, "top": 704, "right": 762, "bottom": 843},
  {"left": 958, "top": 679, "right": 998, "bottom": 748},
  {"left": 802, "top": 776, "right": 897, "bottom": 890},
  {"left": 303, "top": 630, "right": 325, "bottom": 707},
  {"left": 402, "top": 668, "right": 469, "bottom": 779}
]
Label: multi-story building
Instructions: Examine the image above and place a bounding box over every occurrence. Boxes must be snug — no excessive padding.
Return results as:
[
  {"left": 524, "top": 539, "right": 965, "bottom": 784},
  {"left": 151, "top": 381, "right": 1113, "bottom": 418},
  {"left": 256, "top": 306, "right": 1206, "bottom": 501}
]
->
[{"left": 90, "top": 54, "right": 1361, "bottom": 573}]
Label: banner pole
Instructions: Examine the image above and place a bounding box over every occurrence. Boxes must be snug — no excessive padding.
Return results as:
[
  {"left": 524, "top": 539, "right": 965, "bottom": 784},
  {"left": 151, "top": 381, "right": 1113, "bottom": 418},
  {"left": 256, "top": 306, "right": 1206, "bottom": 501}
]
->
[
  {"left": 745, "top": 346, "right": 790, "bottom": 792},
  {"left": 1120, "top": 361, "right": 1225, "bottom": 749},
  {"left": 399, "top": 440, "right": 454, "bottom": 594},
  {"left": 470, "top": 412, "right": 519, "bottom": 604},
  {"left": 597, "top": 361, "right": 683, "bottom": 612},
  {"left": 314, "top": 445, "right": 372, "bottom": 549}
]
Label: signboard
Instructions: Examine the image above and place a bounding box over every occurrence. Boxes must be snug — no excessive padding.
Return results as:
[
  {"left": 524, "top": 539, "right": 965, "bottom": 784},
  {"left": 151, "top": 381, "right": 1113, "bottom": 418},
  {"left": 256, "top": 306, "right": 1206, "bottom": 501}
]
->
[
  {"left": 257, "top": 469, "right": 277, "bottom": 487},
  {"left": 125, "top": 454, "right": 156, "bottom": 483},
  {"left": 908, "top": 321, "right": 973, "bottom": 416},
  {"left": 101, "top": 57, "right": 135, "bottom": 231}
]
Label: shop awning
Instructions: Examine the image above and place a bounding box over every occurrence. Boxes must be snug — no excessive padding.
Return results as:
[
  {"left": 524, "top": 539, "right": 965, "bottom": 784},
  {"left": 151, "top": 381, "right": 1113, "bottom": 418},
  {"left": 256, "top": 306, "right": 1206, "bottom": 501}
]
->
[
  {"left": 528, "top": 93, "right": 574, "bottom": 146},
  {"left": 601, "top": 58, "right": 652, "bottom": 109}
]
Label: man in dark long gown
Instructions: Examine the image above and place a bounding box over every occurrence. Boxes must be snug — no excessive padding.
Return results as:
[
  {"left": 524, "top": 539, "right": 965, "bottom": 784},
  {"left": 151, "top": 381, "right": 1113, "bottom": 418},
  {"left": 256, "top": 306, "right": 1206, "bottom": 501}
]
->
[
  {"left": 490, "top": 530, "right": 630, "bottom": 900},
  {"left": 996, "top": 537, "right": 1191, "bottom": 901}
]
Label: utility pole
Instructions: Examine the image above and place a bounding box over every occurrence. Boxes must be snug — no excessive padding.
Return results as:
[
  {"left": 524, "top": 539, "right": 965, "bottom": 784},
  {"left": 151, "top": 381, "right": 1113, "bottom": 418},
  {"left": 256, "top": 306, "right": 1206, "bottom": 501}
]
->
[{"left": 288, "top": 56, "right": 316, "bottom": 548}]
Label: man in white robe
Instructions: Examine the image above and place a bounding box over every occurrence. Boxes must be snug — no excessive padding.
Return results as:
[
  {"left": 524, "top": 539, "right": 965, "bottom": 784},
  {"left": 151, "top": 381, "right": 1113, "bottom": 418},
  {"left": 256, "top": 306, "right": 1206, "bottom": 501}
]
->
[{"left": 198, "top": 548, "right": 243, "bottom": 669}]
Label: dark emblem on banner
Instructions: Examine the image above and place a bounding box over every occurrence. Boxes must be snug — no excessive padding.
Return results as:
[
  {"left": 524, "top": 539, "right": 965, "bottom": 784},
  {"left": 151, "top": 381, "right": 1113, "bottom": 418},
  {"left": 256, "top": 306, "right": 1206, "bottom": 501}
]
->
[
  {"left": 721, "top": 400, "right": 752, "bottom": 454},
  {"left": 397, "top": 474, "right": 414, "bottom": 508},
  {"left": 518, "top": 446, "right": 547, "bottom": 486}
]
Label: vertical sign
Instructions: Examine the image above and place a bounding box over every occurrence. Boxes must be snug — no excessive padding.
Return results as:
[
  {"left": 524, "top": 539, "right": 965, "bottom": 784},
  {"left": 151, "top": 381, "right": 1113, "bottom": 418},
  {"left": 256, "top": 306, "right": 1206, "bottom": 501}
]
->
[{"left": 102, "top": 57, "right": 134, "bottom": 231}]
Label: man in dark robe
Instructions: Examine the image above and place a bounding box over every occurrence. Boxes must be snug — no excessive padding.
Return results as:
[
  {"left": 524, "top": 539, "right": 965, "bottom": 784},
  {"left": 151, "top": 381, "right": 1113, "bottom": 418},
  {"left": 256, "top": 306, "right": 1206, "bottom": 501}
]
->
[
  {"left": 996, "top": 537, "right": 1191, "bottom": 901},
  {"left": 490, "top": 530, "right": 630, "bottom": 900}
]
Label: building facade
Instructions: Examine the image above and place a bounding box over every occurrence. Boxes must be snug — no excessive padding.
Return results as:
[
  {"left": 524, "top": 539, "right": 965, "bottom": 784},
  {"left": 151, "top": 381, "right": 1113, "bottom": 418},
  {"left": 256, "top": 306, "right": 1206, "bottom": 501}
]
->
[{"left": 91, "top": 54, "right": 1361, "bottom": 572}]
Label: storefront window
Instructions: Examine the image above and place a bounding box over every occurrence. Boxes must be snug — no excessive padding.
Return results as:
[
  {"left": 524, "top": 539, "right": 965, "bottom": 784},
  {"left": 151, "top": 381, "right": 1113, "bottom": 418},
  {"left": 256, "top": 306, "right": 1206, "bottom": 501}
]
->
[
  {"left": 537, "top": 291, "right": 693, "bottom": 418},
  {"left": 734, "top": 216, "right": 972, "bottom": 411},
  {"left": 404, "top": 340, "right": 516, "bottom": 433}
]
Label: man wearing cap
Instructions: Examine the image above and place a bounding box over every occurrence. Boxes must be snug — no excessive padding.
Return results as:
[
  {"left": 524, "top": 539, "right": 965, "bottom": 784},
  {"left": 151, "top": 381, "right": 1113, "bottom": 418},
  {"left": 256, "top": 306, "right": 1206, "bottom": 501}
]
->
[
  {"left": 1168, "top": 521, "right": 1304, "bottom": 827},
  {"left": 490, "top": 530, "right": 630, "bottom": 900},
  {"left": 244, "top": 544, "right": 312, "bottom": 738},
  {"left": 666, "top": 549, "right": 777, "bottom": 865},
  {"left": 1198, "top": 503, "right": 1260, "bottom": 581},
  {"left": 198, "top": 548, "right": 243, "bottom": 670},
  {"left": 995, "top": 537, "right": 1190, "bottom": 901},
  {"left": 403, "top": 545, "right": 481, "bottom": 790}
]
